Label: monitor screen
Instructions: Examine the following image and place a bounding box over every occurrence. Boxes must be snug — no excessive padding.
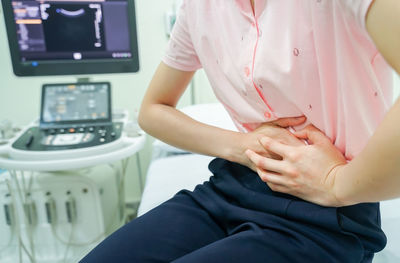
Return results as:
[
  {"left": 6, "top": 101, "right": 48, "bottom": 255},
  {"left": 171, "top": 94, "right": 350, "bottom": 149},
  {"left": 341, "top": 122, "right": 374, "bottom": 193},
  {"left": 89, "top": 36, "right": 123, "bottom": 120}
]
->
[
  {"left": 40, "top": 82, "right": 111, "bottom": 126},
  {"left": 2, "top": 0, "right": 139, "bottom": 76}
]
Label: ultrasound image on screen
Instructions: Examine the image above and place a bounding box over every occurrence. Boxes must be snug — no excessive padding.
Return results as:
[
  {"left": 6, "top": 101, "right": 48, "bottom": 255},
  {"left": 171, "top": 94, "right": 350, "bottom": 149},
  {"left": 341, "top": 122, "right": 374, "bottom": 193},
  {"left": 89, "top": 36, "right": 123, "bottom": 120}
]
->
[
  {"left": 41, "top": 3, "right": 106, "bottom": 52},
  {"left": 9, "top": 0, "right": 133, "bottom": 63},
  {"left": 42, "top": 84, "right": 109, "bottom": 123}
]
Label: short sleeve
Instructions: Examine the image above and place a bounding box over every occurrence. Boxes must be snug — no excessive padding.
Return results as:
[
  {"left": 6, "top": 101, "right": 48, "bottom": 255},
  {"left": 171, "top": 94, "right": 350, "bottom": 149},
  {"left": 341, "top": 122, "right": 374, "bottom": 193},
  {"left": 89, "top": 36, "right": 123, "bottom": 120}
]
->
[
  {"left": 338, "top": 0, "right": 375, "bottom": 31},
  {"left": 162, "top": 1, "right": 202, "bottom": 71}
]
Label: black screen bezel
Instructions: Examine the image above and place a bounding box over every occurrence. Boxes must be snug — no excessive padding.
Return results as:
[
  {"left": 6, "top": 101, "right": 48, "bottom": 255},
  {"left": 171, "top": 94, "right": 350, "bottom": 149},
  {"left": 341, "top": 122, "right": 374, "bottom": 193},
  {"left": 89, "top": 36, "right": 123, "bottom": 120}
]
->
[
  {"left": 40, "top": 82, "right": 112, "bottom": 127},
  {"left": 2, "top": 0, "right": 140, "bottom": 76}
]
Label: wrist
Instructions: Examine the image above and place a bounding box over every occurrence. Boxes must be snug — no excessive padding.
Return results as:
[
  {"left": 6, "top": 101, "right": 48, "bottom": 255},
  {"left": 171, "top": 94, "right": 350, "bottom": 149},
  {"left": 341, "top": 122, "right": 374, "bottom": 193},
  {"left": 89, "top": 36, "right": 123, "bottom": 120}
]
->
[
  {"left": 332, "top": 164, "right": 357, "bottom": 207},
  {"left": 222, "top": 131, "right": 248, "bottom": 164}
]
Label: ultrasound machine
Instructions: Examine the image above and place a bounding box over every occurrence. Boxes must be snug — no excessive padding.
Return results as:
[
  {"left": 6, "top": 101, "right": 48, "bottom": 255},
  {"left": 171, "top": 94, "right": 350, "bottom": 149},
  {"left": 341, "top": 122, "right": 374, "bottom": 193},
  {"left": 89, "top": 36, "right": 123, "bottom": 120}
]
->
[
  {"left": 10, "top": 82, "right": 125, "bottom": 161},
  {"left": 1, "top": 0, "right": 142, "bottom": 164},
  {"left": 0, "top": 1, "right": 145, "bottom": 262}
]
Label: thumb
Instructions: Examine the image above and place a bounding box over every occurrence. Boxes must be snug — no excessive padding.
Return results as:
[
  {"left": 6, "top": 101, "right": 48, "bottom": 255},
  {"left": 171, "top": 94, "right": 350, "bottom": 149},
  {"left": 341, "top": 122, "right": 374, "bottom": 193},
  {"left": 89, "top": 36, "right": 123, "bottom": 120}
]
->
[{"left": 272, "top": 116, "right": 306, "bottom": 128}]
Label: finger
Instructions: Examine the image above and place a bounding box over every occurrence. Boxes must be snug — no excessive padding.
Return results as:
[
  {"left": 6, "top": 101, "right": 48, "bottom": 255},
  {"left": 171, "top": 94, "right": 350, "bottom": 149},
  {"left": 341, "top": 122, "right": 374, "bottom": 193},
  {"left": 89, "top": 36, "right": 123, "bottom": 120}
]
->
[
  {"left": 271, "top": 116, "right": 306, "bottom": 128},
  {"left": 259, "top": 136, "right": 292, "bottom": 158},
  {"left": 292, "top": 129, "right": 308, "bottom": 139},
  {"left": 292, "top": 129, "right": 311, "bottom": 145},
  {"left": 266, "top": 182, "right": 290, "bottom": 194},
  {"left": 245, "top": 150, "right": 286, "bottom": 174},
  {"left": 256, "top": 168, "right": 287, "bottom": 185},
  {"left": 255, "top": 168, "right": 291, "bottom": 193},
  {"left": 280, "top": 132, "right": 308, "bottom": 147},
  {"left": 293, "top": 125, "right": 330, "bottom": 145}
]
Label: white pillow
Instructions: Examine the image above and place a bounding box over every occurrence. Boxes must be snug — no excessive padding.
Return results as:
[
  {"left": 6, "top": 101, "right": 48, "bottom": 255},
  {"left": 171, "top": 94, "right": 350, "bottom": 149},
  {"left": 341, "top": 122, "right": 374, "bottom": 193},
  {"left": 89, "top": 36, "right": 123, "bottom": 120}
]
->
[{"left": 152, "top": 103, "right": 237, "bottom": 154}]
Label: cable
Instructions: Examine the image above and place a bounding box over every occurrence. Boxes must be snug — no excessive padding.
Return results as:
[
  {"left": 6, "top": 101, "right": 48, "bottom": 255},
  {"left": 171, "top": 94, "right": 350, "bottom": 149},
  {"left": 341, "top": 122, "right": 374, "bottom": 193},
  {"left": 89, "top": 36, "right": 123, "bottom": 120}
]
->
[
  {"left": 5, "top": 178, "right": 23, "bottom": 263},
  {"left": 21, "top": 171, "right": 36, "bottom": 262},
  {"left": 51, "top": 159, "right": 129, "bottom": 247},
  {"left": 9, "top": 170, "right": 36, "bottom": 263},
  {"left": 0, "top": 181, "right": 15, "bottom": 256},
  {"left": 118, "top": 158, "right": 129, "bottom": 222},
  {"left": 62, "top": 223, "right": 75, "bottom": 263},
  {"left": 19, "top": 171, "right": 37, "bottom": 263},
  {"left": 135, "top": 153, "right": 144, "bottom": 196},
  {"left": 7, "top": 171, "right": 23, "bottom": 263},
  {"left": 5, "top": 164, "right": 129, "bottom": 262},
  {"left": 18, "top": 236, "right": 35, "bottom": 263}
]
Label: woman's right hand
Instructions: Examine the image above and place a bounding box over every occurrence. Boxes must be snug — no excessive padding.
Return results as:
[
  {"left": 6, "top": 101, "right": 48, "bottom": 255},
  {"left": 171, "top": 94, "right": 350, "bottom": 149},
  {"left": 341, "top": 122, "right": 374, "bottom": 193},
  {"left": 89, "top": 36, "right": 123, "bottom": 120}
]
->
[{"left": 235, "top": 116, "right": 307, "bottom": 172}]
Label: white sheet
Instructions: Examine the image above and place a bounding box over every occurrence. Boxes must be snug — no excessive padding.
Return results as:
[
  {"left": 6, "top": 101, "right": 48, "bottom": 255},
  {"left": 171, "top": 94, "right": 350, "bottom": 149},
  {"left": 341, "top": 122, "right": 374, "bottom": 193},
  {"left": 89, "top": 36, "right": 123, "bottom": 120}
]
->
[{"left": 137, "top": 154, "right": 214, "bottom": 216}]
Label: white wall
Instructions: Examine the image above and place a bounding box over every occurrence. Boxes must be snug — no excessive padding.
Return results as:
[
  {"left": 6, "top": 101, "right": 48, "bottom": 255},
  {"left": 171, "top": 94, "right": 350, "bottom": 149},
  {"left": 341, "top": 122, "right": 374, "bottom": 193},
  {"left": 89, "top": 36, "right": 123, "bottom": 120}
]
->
[{"left": 0, "top": 0, "right": 199, "bottom": 203}]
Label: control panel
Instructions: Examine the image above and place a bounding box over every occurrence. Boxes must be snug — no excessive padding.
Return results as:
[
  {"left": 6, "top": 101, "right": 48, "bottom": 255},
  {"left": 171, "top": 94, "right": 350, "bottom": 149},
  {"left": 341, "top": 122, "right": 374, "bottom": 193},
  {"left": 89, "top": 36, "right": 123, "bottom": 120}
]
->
[{"left": 12, "top": 122, "right": 123, "bottom": 151}]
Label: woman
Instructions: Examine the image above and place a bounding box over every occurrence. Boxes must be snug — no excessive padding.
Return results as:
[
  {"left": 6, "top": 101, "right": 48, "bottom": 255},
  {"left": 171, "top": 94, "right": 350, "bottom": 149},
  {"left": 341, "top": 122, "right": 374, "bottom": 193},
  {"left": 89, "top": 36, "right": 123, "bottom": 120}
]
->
[{"left": 82, "top": 0, "right": 400, "bottom": 262}]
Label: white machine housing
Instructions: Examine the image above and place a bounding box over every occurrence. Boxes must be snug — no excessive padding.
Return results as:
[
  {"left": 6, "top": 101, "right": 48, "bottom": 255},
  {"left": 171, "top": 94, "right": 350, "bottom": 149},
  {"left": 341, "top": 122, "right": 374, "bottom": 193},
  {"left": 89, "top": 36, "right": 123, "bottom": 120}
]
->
[{"left": 0, "top": 164, "right": 123, "bottom": 263}]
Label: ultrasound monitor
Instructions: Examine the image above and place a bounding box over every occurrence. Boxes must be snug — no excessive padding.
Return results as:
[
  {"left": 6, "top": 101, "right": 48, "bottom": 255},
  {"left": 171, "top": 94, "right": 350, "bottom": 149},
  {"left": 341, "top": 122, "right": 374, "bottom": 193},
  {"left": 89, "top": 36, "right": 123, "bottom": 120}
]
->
[
  {"left": 40, "top": 82, "right": 111, "bottom": 127},
  {"left": 2, "top": 0, "right": 139, "bottom": 76}
]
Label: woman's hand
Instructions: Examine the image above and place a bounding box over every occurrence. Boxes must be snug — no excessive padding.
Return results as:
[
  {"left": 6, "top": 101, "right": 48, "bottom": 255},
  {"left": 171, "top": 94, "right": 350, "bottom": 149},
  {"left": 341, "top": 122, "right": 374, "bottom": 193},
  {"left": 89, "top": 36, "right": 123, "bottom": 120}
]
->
[
  {"left": 235, "top": 116, "right": 307, "bottom": 171},
  {"left": 245, "top": 124, "right": 347, "bottom": 207}
]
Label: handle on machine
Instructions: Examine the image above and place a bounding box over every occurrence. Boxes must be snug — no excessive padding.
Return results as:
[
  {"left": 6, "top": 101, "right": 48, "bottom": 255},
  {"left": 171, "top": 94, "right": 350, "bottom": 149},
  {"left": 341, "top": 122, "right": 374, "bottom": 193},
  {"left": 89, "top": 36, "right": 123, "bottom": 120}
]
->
[{"left": 0, "top": 134, "right": 146, "bottom": 172}]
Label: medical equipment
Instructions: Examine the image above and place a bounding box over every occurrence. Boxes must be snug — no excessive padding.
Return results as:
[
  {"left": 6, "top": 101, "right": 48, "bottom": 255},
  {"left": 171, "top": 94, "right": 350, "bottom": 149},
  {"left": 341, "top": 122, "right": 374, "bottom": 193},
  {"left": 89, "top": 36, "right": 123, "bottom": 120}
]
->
[
  {"left": 10, "top": 82, "right": 126, "bottom": 161},
  {"left": 0, "top": 123, "right": 145, "bottom": 263},
  {"left": 0, "top": 81, "right": 146, "bottom": 171},
  {"left": 1, "top": 0, "right": 139, "bottom": 76},
  {"left": 138, "top": 103, "right": 400, "bottom": 263},
  {"left": 0, "top": 120, "right": 16, "bottom": 142},
  {"left": 0, "top": 164, "right": 127, "bottom": 263},
  {"left": 0, "top": 84, "right": 146, "bottom": 262}
]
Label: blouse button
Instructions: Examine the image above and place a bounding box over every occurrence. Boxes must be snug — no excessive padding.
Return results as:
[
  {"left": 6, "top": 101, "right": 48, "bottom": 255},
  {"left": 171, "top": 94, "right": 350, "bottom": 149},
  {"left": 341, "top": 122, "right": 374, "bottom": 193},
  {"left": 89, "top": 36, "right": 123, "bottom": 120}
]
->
[
  {"left": 264, "top": 111, "right": 271, "bottom": 119},
  {"left": 244, "top": 66, "right": 250, "bottom": 77},
  {"left": 293, "top": 48, "right": 300, "bottom": 57}
]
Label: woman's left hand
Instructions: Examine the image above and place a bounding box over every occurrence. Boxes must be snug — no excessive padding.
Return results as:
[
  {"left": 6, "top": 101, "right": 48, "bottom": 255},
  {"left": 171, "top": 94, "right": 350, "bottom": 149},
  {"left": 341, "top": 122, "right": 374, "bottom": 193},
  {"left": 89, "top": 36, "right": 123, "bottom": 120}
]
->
[{"left": 245, "top": 124, "right": 347, "bottom": 207}]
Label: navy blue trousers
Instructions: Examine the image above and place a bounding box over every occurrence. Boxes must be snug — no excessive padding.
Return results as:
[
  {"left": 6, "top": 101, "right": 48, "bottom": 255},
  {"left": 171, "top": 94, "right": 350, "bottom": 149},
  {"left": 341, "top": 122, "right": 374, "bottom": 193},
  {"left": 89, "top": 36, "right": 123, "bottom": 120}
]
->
[{"left": 81, "top": 158, "right": 386, "bottom": 262}]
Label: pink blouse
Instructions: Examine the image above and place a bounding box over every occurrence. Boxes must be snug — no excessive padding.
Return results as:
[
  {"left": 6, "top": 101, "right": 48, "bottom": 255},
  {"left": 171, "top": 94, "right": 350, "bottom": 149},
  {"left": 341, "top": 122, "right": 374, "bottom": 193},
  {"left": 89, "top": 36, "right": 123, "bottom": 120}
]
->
[{"left": 162, "top": 0, "right": 394, "bottom": 160}]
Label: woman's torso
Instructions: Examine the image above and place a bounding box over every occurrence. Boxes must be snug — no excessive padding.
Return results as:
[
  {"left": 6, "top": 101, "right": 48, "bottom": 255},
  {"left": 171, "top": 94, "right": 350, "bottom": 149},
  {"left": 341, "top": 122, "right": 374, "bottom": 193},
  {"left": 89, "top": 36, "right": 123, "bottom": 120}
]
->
[{"left": 164, "top": 0, "right": 394, "bottom": 160}]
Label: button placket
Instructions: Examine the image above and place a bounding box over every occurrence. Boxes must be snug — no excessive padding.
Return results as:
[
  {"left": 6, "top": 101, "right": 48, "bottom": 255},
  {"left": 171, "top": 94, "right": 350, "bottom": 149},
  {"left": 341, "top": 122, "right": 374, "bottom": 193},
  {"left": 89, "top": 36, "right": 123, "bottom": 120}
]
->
[{"left": 250, "top": 16, "right": 274, "bottom": 121}]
